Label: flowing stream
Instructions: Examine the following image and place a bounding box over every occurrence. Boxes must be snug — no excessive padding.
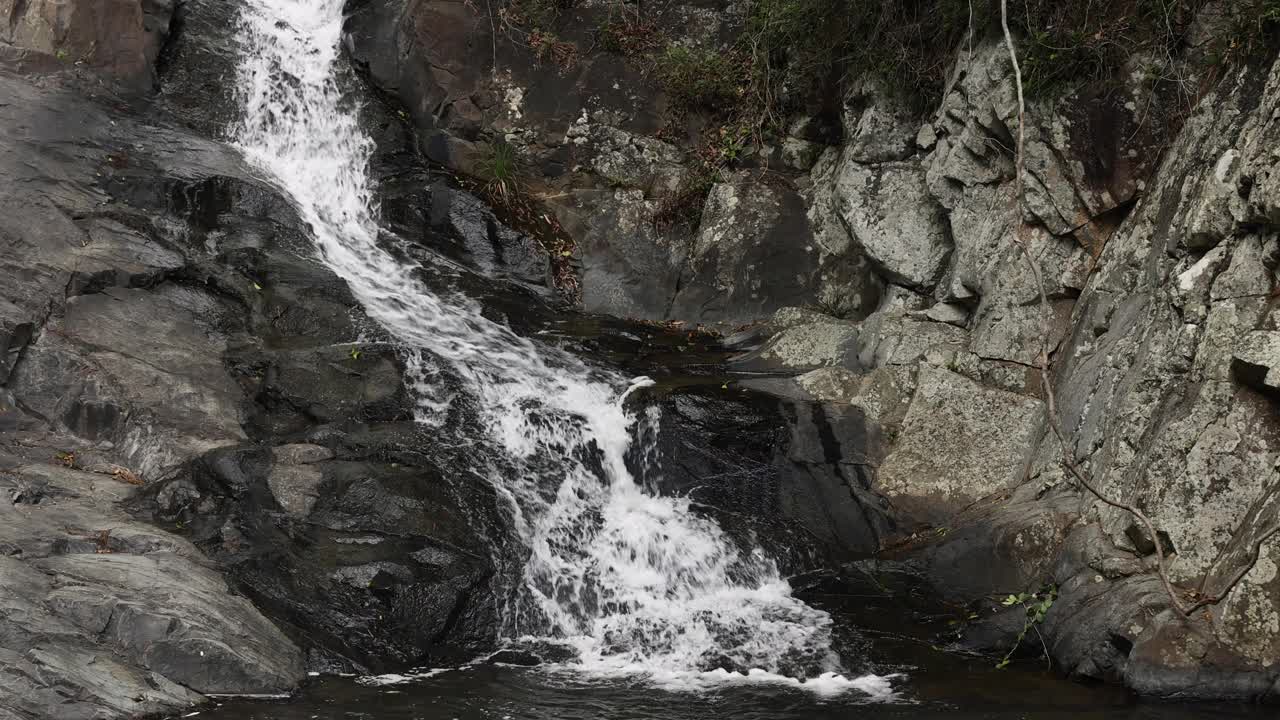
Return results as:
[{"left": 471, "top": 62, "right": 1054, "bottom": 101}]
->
[{"left": 231, "top": 0, "right": 887, "bottom": 696}]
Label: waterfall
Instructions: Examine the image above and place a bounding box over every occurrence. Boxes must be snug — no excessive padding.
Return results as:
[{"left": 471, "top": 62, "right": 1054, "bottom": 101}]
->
[{"left": 231, "top": 0, "right": 889, "bottom": 696}]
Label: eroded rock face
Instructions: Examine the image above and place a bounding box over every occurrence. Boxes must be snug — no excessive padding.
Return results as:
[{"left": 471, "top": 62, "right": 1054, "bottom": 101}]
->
[
  {"left": 0, "top": 0, "right": 174, "bottom": 87},
  {"left": 5, "top": 0, "right": 1280, "bottom": 708},
  {"left": 646, "top": 382, "right": 893, "bottom": 572},
  {"left": 670, "top": 172, "right": 863, "bottom": 325},
  {"left": 1010, "top": 55, "right": 1280, "bottom": 693},
  {"left": 814, "top": 157, "right": 951, "bottom": 291},
  {"left": 847, "top": 35, "right": 1280, "bottom": 699},
  {"left": 662, "top": 17, "right": 1278, "bottom": 701},
  {"left": 345, "top": 0, "right": 868, "bottom": 326},
  {"left": 0, "top": 65, "right": 314, "bottom": 718},
  {"left": 145, "top": 436, "right": 504, "bottom": 674}
]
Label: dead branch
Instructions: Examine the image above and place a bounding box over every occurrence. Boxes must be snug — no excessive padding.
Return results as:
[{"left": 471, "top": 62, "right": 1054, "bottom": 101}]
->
[{"left": 1185, "top": 522, "right": 1280, "bottom": 615}]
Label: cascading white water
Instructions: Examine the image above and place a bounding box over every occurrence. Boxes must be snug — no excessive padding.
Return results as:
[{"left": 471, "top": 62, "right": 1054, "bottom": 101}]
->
[{"left": 232, "top": 0, "right": 890, "bottom": 696}]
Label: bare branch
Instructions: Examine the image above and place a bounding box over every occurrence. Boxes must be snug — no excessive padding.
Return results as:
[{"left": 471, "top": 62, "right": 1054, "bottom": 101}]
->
[{"left": 1185, "top": 522, "right": 1280, "bottom": 616}]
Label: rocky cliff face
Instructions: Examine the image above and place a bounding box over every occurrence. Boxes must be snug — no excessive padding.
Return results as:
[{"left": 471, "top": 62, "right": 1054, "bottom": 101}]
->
[
  {"left": 3, "top": 0, "right": 1279, "bottom": 714},
  {"left": 349, "top": 0, "right": 1280, "bottom": 700}
]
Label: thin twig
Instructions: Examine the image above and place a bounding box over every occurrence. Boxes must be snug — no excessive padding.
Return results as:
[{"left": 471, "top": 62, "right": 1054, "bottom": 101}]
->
[
  {"left": 486, "top": 0, "right": 498, "bottom": 78},
  {"left": 1029, "top": 617, "right": 1052, "bottom": 671},
  {"left": 1000, "top": 0, "right": 1188, "bottom": 616}
]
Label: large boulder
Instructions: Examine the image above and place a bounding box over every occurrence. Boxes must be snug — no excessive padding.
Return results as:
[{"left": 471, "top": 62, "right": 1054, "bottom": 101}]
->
[
  {"left": 646, "top": 381, "right": 893, "bottom": 572},
  {"left": 0, "top": 0, "right": 174, "bottom": 87},
  {"left": 669, "top": 172, "right": 879, "bottom": 325},
  {"left": 144, "top": 434, "right": 504, "bottom": 673},
  {"left": 877, "top": 366, "right": 1043, "bottom": 526},
  {"left": 814, "top": 156, "right": 952, "bottom": 291},
  {"left": 898, "top": 46, "right": 1280, "bottom": 699},
  {"left": 557, "top": 188, "right": 689, "bottom": 320}
]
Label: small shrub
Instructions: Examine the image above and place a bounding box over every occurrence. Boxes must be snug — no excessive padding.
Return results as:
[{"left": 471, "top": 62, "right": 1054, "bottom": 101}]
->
[
  {"left": 812, "top": 292, "right": 860, "bottom": 320},
  {"left": 995, "top": 585, "right": 1057, "bottom": 669},
  {"left": 654, "top": 170, "right": 719, "bottom": 230},
  {"left": 597, "top": 7, "right": 662, "bottom": 58},
  {"left": 529, "top": 30, "right": 579, "bottom": 68},
  {"left": 657, "top": 46, "right": 748, "bottom": 111},
  {"left": 505, "top": 0, "right": 576, "bottom": 30},
  {"left": 740, "top": 0, "right": 1278, "bottom": 113}
]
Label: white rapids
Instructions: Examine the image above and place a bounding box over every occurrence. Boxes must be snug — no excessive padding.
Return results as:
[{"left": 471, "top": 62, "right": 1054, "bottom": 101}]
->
[{"left": 232, "top": 0, "right": 891, "bottom": 697}]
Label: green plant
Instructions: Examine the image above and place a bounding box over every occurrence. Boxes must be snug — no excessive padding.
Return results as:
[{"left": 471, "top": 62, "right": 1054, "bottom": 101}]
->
[
  {"left": 598, "top": 11, "right": 661, "bottom": 58},
  {"left": 657, "top": 46, "right": 747, "bottom": 111},
  {"left": 812, "top": 291, "right": 861, "bottom": 320},
  {"left": 995, "top": 585, "right": 1057, "bottom": 669},
  {"left": 739, "top": 0, "right": 1273, "bottom": 113},
  {"left": 55, "top": 48, "right": 69, "bottom": 62},
  {"left": 481, "top": 140, "right": 521, "bottom": 205}
]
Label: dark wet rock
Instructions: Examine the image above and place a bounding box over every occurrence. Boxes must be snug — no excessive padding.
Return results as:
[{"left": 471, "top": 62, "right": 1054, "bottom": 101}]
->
[
  {"left": 345, "top": 0, "right": 864, "bottom": 326},
  {"left": 486, "top": 649, "right": 542, "bottom": 666},
  {"left": 557, "top": 188, "right": 691, "bottom": 320},
  {"left": 645, "top": 382, "right": 893, "bottom": 573},
  {"left": 144, "top": 436, "right": 505, "bottom": 674},
  {"left": 428, "top": 181, "right": 552, "bottom": 288},
  {"left": 0, "top": 8, "right": 518, "bottom": 711},
  {"left": 154, "top": 0, "right": 244, "bottom": 133}
]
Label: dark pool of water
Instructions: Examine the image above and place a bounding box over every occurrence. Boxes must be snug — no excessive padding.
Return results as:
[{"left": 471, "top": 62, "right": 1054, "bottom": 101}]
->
[
  {"left": 191, "top": 582, "right": 1270, "bottom": 720},
  {"left": 191, "top": 663, "right": 1269, "bottom": 720}
]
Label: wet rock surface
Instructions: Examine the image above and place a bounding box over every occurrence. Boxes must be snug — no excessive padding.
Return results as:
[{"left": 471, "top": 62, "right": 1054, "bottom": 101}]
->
[
  {"left": 4, "top": 0, "right": 1280, "bottom": 714},
  {"left": 0, "top": 2, "right": 516, "bottom": 714}
]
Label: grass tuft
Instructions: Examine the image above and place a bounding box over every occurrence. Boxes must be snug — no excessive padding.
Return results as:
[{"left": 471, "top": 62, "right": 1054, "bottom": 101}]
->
[{"left": 481, "top": 140, "right": 521, "bottom": 205}]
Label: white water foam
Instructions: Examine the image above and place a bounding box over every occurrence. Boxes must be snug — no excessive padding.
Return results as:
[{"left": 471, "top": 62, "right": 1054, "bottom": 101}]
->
[{"left": 232, "top": 0, "right": 892, "bottom": 698}]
